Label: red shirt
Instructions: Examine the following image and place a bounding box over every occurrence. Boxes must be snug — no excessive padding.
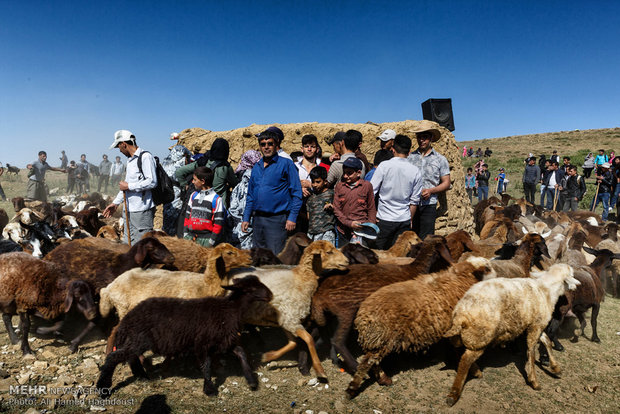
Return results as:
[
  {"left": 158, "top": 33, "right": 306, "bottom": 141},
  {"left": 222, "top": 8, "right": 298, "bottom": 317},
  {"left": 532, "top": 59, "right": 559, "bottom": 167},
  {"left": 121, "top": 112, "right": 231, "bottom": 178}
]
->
[{"left": 333, "top": 179, "right": 376, "bottom": 233}]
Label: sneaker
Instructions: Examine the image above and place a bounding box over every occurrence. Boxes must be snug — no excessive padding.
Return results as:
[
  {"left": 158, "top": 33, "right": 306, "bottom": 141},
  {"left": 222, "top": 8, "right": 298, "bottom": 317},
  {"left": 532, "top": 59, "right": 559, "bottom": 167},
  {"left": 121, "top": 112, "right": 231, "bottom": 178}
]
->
[{"left": 609, "top": 207, "right": 613, "bottom": 213}]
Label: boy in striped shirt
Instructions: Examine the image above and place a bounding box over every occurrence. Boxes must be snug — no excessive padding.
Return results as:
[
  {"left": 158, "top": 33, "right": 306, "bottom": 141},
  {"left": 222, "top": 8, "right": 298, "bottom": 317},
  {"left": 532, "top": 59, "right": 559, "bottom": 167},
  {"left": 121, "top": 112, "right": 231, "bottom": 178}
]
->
[{"left": 183, "top": 166, "right": 225, "bottom": 247}]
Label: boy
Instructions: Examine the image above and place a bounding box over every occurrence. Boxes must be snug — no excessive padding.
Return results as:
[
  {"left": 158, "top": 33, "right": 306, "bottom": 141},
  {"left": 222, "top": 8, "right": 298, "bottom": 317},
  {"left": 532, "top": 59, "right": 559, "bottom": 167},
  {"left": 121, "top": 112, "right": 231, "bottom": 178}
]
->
[
  {"left": 333, "top": 157, "right": 376, "bottom": 246},
  {"left": 183, "top": 166, "right": 225, "bottom": 246},
  {"left": 465, "top": 167, "right": 476, "bottom": 202},
  {"left": 306, "top": 166, "right": 336, "bottom": 244},
  {"left": 495, "top": 168, "right": 506, "bottom": 194}
]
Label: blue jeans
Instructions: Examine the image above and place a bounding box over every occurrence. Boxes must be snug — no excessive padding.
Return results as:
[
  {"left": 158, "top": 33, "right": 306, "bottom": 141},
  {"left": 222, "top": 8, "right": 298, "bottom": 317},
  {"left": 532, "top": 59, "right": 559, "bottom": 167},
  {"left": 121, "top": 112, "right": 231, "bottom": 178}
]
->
[
  {"left": 610, "top": 185, "right": 620, "bottom": 210},
  {"left": 546, "top": 187, "right": 560, "bottom": 210},
  {"left": 253, "top": 213, "right": 288, "bottom": 255},
  {"left": 477, "top": 186, "right": 488, "bottom": 201},
  {"left": 540, "top": 184, "right": 547, "bottom": 206},
  {"left": 592, "top": 192, "right": 610, "bottom": 221}
]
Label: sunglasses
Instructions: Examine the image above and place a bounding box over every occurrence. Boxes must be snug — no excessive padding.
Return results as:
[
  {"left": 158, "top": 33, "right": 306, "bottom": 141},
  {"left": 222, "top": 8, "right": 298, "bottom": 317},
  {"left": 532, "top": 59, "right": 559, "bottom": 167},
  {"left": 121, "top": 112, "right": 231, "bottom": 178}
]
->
[{"left": 260, "top": 142, "right": 275, "bottom": 147}]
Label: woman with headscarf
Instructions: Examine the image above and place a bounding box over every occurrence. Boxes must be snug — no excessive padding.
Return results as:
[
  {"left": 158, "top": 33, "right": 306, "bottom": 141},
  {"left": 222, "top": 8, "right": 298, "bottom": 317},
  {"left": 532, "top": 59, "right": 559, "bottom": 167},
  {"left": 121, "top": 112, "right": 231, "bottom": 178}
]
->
[
  {"left": 229, "top": 150, "right": 262, "bottom": 249},
  {"left": 161, "top": 144, "right": 192, "bottom": 235},
  {"left": 582, "top": 152, "right": 595, "bottom": 178}
]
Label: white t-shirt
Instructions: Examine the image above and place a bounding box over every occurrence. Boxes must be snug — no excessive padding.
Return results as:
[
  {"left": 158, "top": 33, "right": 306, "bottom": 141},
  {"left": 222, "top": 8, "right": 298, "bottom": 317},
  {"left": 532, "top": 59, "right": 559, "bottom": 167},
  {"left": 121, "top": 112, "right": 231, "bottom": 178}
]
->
[{"left": 370, "top": 157, "right": 423, "bottom": 222}]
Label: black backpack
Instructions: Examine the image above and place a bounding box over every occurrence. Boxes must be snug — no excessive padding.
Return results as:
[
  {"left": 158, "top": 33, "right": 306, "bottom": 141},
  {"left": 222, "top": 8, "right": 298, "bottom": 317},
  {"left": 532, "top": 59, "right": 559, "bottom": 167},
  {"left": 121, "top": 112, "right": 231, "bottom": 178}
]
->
[{"left": 137, "top": 151, "right": 176, "bottom": 205}]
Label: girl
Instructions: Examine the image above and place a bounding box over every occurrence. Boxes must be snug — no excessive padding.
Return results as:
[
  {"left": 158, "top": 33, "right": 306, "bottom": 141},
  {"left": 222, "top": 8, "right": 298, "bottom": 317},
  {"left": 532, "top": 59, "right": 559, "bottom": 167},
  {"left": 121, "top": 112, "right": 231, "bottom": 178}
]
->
[{"left": 183, "top": 166, "right": 225, "bottom": 247}]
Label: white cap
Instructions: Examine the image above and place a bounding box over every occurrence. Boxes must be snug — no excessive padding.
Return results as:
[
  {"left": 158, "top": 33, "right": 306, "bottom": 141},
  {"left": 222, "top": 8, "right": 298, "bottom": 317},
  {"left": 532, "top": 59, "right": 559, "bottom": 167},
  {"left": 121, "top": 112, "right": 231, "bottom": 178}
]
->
[
  {"left": 377, "top": 129, "right": 396, "bottom": 142},
  {"left": 602, "top": 162, "right": 611, "bottom": 169},
  {"left": 110, "top": 130, "right": 135, "bottom": 149},
  {"left": 170, "top": 132, "right": 179, "bottom": 140}
]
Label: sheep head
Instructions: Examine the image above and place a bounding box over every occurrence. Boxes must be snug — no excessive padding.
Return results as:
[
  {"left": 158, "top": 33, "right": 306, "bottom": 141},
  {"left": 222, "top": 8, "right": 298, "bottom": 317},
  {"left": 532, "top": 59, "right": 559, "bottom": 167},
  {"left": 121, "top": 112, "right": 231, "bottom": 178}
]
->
[
  {"left": 531, "top": 263, "right": 579, "bottom": 292},
  {"left": 388, "top": 231, "right": 422, "bottom": 255},
  {"left": 64, "top": 280, "right": 98, "bottom": 320},
  {"left": 132, "top": 237, "right": 176, "bottom": 268},
  {"left": 301, "top": 240, "right": 349, "bottom": 275},
  {"left": 222, "top": 275, "right": 273, "bottom": 303},
  {"left": 96, "top": 225, "right": 120, "bottom": 241},
  {"left": 464, "top": 256, "right": 497, "bottom": 281},
  {"left": 209, "top": 243, "right": 253, "bottom": 278}
]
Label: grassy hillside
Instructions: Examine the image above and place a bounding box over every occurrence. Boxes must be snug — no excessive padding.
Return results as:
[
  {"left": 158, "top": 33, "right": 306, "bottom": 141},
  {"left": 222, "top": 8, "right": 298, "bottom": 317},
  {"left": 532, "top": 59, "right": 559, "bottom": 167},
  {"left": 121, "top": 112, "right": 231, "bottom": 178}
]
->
[{"left": 458, "top": 127, "right": 620, "bottom": 211}]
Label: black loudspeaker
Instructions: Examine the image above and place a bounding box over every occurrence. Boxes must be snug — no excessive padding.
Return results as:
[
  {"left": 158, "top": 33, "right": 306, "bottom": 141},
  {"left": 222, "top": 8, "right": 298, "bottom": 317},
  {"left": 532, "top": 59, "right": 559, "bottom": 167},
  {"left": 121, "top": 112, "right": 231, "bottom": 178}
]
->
[{"left": 421, "top": 98, "right": 455, "bottom": 131}]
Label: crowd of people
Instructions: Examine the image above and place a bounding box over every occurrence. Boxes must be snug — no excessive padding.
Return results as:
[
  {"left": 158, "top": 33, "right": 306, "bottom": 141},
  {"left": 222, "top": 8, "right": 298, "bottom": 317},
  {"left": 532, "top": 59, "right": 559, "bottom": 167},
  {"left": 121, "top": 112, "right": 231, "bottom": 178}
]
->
[
  {"left": 20, "top": 123, "right": 451, "bottom": 253},
  {"left": 465, "top": 148, "right": 619, "bottom": 222}
]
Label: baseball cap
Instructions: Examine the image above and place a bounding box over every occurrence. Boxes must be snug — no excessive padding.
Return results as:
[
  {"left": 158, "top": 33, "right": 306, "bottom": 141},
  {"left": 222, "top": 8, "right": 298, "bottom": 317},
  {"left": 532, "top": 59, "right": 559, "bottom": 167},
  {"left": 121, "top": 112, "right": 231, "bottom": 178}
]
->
[
  {"left": 255, "top": 126, "right": 284, "bottom": 142},
  {"left": 326, "top": 131, "right": 346, "bottom": 145},
  {"left": 377, "top": 129, "right": 396, "bottom": 142},
  {"left": 343, "top": 157, "right": 363, "bottom": 170},
  {"left": 110, "top": 130, "right": 135, "bottom": 149}
]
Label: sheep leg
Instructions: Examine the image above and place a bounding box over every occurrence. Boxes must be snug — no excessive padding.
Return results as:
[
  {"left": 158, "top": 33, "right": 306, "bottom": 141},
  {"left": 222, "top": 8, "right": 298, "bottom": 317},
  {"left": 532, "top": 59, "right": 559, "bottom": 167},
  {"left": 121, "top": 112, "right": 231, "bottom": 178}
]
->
[
  {"left": 68, "top": 320, "right": 96, "bottom": 353},
  {"left": 201, "top": 354, "right": 217, "bottom": 396},
  {"left": 446, "top": 348, "right": 484, "bottom": 407},
  {"left": 295, "top": 328, "right": 328, "bottom": 381},
  {"left": 590, "top": 304, "right": 601, "bottom": 343},
  {"left": 525, "top": 327, "right": 543, "bottom": 390},
  {"left": 2, "top": 314, "right": 19, "bottom": 345},
  {"left": 545, "top": 318, "right": 564, "bottom": 351},
  {"left": 97, "top": 349, "right": 129, "bottom": 392},
  {"left": 232, "top": 345, "right": 257, "bottom": 390},
  {"left": 346, "top": 352, "right": 379, "bottom": 399},
  {"left": 19, "top": 313, "right": 33, "bottom": 356},
  {"left": 36, "top": 320, "right": 64, "bottom": 336},
  {"left": 371, "top": 364, "right": 393, "bottom": 386},
  {"left": 128, "top": 355, "right": 148, "bottom": 379},
  {"left": 262, "top": 340, "right": 297, "bottom": 362},
  {"left": 331, "top": 314, "right": 358, "bottom": 374},
  {"left": 105, "top": 324, "right": 119, "bottom": 355},
  {"left": 570, "top": 312, "right": 587, "bottom": 343},
  {"left": 539, "top": 333, "right": 561, "bottom": 375}
]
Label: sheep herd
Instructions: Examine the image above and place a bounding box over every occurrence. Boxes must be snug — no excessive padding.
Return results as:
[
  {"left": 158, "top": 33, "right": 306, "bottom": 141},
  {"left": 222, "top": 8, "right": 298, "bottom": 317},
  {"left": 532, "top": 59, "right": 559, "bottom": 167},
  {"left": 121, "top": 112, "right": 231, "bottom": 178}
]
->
[{"left": 0, "top": 192, "right": 618, "bottom": 407}]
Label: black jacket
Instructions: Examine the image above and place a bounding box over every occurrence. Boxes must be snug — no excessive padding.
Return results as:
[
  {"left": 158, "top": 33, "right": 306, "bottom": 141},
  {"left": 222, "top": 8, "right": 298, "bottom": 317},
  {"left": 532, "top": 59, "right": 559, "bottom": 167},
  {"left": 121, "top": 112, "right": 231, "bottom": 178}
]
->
[
  {"left": 476, "top": 170, "right": 490, "bottom": 187},
  {"left": 560, "top": 175, "right": 586, "bottom": 200},
  {"left": 598, "top": 170, "right": 614, "bottom": 194}
]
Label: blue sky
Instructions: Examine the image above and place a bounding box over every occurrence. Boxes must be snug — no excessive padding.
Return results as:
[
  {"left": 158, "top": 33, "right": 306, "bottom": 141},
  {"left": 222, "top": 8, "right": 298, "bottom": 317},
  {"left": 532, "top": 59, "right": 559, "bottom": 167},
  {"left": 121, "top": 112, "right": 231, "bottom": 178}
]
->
[{"left": 1, "top": 0, "right": 619, "bottom": 166}]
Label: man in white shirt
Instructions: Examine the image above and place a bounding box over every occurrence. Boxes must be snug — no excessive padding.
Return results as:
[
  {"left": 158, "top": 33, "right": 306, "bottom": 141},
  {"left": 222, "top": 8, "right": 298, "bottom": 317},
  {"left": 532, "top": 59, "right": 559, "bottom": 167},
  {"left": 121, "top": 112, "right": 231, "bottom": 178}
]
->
[
  {"left": 370, "top": 134, "right": 422, "bottom": 249},
  {"left": 103, "top": 130, "right": 157, "bottom": 245},
  {"left": 109, "top": 156, "right": 125, "bottom": 188}
]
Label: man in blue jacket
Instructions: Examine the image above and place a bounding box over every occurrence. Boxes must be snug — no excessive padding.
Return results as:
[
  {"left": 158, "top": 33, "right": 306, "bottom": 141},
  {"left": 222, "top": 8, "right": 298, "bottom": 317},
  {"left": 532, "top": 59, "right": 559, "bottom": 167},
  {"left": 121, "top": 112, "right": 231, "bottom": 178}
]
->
[{"left": 242, "top": 127, "right": 303, "bottom": 254}]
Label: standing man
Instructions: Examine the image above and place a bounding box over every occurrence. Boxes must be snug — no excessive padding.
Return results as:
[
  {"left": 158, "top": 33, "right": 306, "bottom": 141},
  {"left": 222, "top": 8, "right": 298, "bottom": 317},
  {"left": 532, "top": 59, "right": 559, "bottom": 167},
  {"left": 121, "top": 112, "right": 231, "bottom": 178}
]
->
[
  {"left": 543, "top": 161, "right": 564, "bottom": 211},
  {"left": 97, "top": 154, "right": 112, "bottom": 193},
  {"left": 522, "top": 157, "right": 540, "bottom": 204},
  {"left": 560, "top": 166, "right": 586, "bottom": 212},
  {"left": 406, "top": 121, "right": 450, "bottom": 240},
  {"left": 109, "top": 156, "right": 125, "bottom": 189},
  {"left": 550, "top": 150, "right": 560, "bottom": 164},
  {"left": 59, "top": 150, "right": 68, "bottom": 169},
  {"left": 592, "top": 162, "right": 613, "bottom": 221},
  {"left": 77, "top": 154, "right": 90, "bottom": 193},
  {"left": 594, "top": 149, "right": 608, "bottom": 175},
  {"left": 374, "top": 129, "right": 395, "bottom": 165},
  {"left": 0, "top": 163, "right": 7, "bottom": 201},
  {"left": 476, "top": 163, "right": 490, "bottom": 201},
  {"left": 346, "top": 129, "right": 371, "bottom": 173},
  {"left": 103, "top": 130, "right": 157, "bottom": 245},
  {"left": 26, "top": 151, "right": 66, "bottom": 201},
  {"left": 241, "top": 128, "right": 303, "bottom": 254},
  {"left": 326, "top": 131, "right": 366, "bottom": 187},
  {"left": 370, "top": 134, "right": 422, "bottom": 249}
]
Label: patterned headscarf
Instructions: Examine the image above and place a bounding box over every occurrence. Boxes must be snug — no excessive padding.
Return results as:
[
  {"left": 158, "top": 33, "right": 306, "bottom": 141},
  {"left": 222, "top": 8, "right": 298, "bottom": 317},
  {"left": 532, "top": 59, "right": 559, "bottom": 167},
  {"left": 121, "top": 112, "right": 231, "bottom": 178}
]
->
[{"left": 235, "top": 149, "right": 262, "bottom": 173}]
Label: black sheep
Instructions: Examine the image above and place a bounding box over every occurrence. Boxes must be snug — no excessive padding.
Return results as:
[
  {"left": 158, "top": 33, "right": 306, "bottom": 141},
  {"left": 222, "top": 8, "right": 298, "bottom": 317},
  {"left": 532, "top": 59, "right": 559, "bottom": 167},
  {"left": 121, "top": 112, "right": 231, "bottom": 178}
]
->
[{"left": 97, "top": 275, "right": 273, "bottom": 396}]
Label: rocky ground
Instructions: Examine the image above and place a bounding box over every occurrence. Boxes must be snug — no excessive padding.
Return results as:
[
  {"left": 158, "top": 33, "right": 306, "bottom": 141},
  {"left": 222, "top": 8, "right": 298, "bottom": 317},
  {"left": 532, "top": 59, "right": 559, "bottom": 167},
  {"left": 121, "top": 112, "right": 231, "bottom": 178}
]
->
[{"left": 0, "top": 297, "right": 619, "bottom": 414}]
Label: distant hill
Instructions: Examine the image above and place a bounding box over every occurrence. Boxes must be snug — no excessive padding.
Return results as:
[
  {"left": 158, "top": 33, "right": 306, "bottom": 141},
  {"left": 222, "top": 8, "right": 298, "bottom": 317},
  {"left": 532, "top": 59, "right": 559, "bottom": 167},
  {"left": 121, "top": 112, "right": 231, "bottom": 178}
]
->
[{"left": 459, "top": 127, "right": 620, "bottom": 162}]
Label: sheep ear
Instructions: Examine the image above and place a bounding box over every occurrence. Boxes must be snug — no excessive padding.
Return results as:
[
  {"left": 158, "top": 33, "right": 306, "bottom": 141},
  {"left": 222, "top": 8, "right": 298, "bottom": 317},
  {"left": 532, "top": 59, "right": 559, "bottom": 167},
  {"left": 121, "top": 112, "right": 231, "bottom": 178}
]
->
[
  {"left": 438, "top": 244, "right": 453, "bottom": 264},
  {"left": 295, "top": 234, "right": 311, "bottom": 247},
  {"left": 134, "top": 242, "right": 147, "bottom": 265},
  {"left": 464, "top": 238, "right": 477, "bottom": 252},
  {"left": 582, "top": 246, "right": 598, "bottom": 256},
  {"left": 64, "top": 285, "right": 74, "bottom": 313},
  {"left": 312, "top": 253, "right": 322, "bottom": 275}
]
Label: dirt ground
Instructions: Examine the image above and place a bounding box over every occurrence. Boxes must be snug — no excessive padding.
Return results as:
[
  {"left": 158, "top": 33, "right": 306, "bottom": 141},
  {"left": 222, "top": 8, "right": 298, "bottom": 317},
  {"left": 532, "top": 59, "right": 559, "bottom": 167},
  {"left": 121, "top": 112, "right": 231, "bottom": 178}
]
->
[{"left": 0, "top": 295, "right": 618, "bottom": 414}]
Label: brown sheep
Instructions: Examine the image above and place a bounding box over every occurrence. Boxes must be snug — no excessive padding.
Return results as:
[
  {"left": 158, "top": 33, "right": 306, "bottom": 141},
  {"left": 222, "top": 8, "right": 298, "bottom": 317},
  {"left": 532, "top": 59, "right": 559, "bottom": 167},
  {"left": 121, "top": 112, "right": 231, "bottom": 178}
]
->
[
  {"left": 277, "top": 232, "right": 312, "bottom": 265},
  {"left": 141, "top": 231, "right": 213, "bottom": 272},
  {"left": 372, "top": 231, "right": 422, "bottom": 261},
  {"left": 309, "top": 235, "right": 453, "bottom": 373},
  {"left": 0, "top": 252, "right": 98, "bottom": 355},
  {"left": 444, "top": 230, "right": 479, "bottom": 261},
  {"left": 96, "top": 225, "right": 120, "bottom": 241},
  {"left": 0, "top": 208, "right": 8, "bottom": 235}
]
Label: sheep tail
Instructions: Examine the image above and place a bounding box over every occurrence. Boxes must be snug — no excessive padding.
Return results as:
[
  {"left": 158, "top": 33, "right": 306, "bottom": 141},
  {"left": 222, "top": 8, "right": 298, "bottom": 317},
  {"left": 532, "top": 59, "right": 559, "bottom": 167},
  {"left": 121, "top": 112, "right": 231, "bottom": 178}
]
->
[
  {"left": 443, "top": 320, "right": 463, "bottom": 339},
  {"left": 98, "top": 288, "right": 113, "bottom": 318}
]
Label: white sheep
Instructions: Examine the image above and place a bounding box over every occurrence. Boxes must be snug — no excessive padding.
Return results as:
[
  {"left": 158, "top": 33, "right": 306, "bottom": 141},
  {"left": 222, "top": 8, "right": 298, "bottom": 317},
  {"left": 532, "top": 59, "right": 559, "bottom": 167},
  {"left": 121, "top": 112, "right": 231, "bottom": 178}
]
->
[
  {"left": 443, "top": 263, "right": 580, "bottom": 406},
  {"left": 230, "top": 240, "right": 350, "bottom": 381}
]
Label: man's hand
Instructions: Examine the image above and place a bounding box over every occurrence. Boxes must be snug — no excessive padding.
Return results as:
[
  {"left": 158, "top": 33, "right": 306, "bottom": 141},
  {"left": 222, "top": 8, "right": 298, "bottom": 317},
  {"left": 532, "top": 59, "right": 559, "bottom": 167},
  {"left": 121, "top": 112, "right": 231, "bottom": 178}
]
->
[
  {"left": 329, "top": 153, "right": 341, "bottom": 162},
  {"left": 351, "top": 221, "right": 362, "bottom": 230},
  {"left": 421, "top": 188, "right": 432, "bottom": 199},
  {"left": 241, "top": 221, "right": 249, "bottom": 233},
  {"left": 323, "top": 202, "right": 333, "bottom": 211},
  {"left": 102, "top": 203, "right": 118, "bottom": 218},
  {"left": 302, "top": 188, "right": 312, "bottom": 197},
  {"left": 119, "top": 181, "right": 129, "bottom": 191},
  {"left": 285, "top": 220, "right": 296, "bottom": 232}
]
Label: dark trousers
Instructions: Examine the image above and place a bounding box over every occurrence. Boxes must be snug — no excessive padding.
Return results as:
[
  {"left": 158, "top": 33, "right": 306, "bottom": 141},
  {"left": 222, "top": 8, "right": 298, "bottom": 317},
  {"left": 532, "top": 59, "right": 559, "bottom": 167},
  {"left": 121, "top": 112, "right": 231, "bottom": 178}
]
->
[
  {"left": 0, "top": 183, "right": 5, "bottom": 200},
  {"left": 412, "top": 204, "right": 437, "bottom": 240},
  {"left": 523, "top": 182, "right": 537, "bottom": 204},
  {"left": 98, "top": 174, "right": 110, "bottom": 193},
  {"left": 67, "top": 177, "right": 75, "bottom": 194},
  {"left": 583, "top": 168, "right": 593, "bottom": 178},
  {"left": 253, "top": 213, "right": 288, "bottom": 255},
  {"left": 375, "top": 219, "right": 411, "bottom": 250},
  {"left": 563, "top": 196, "right": 579, "bottom": 212}
]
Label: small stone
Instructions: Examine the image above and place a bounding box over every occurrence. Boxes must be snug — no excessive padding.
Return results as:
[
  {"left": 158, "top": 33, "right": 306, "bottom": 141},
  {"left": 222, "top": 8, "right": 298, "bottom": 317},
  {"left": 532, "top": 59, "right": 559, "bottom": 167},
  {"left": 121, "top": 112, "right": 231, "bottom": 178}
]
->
[
  {"left": 18, "top": 373, "right": 32, "bottom": 384},
  {"left": 34, "top": 361, "right": 48, "bottom": 369},
  {"left": 82, "top": 358, "right": 98, "bottom": 369},
  {"left": 231, "top": 381, "right": 238, "bottom": 386},
  {"left": 261, "top": 377, "right": 269, "bottom": 383},
  {"left": 24, "top": 408, "right": 41, "bottom": 414},
  {"left": 502, "top": 403, "right": 510, "bottom": 409},
  {"left": 319, "top": 411, "right": 328, "bottom": 414},
  {"left": 334, "top": 401, "right": 346, "bottom": 412},
  {"left": 222, "top": 387, "right": 230, "bottom": 394},
  {"left": 555, "top": 386, "right": 561, "bottom": 393},
  {"left": 324, "top": 384, "right": 329, "bottom": 390},
  {"left": 56, "top": 374, "right": 76, "bottom": 385},
  {"left": 297, "top": 379, "right": 306, "bottom": 386},
  {"left": 23, "top": 354, "right": 36, "bottom": 362},
  {"left": 271, "top": 385, "right": 278, "bottom": 390},
  {"left": 305, "top": 410, "right": 314, "bottom": 414},
  {"left": 307, "top": 378, "right": 319, "bottom": 386},
  {"left": 373, "top": 410, "right": 382, "bottom": 414},
  {"left": 0, "top": 368, "right": 9, "bottom": 378},
  {"left": 90, "top": 405, "right": 106, "bottom": 411}
]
